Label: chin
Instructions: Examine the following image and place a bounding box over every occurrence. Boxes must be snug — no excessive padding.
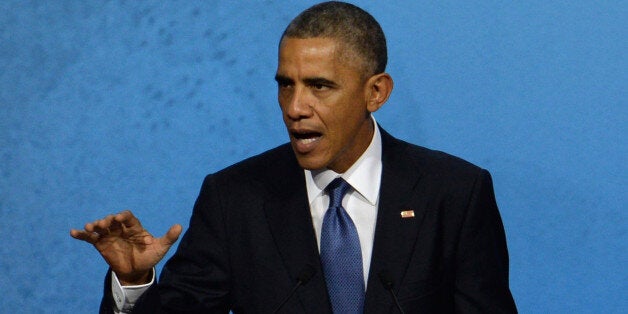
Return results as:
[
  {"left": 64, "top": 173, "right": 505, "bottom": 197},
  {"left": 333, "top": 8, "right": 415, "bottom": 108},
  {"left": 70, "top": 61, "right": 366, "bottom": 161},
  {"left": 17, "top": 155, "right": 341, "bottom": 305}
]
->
[{"left": 294, "top": 155, "right": 327, "bottom": 171}]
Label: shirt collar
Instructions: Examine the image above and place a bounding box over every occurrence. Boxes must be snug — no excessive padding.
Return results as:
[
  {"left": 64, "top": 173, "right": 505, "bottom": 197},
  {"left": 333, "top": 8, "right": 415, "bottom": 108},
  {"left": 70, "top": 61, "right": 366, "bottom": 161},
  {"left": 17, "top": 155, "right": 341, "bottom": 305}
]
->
[{"left": 305, "top": 116, "right": 383, "bottom": 205}]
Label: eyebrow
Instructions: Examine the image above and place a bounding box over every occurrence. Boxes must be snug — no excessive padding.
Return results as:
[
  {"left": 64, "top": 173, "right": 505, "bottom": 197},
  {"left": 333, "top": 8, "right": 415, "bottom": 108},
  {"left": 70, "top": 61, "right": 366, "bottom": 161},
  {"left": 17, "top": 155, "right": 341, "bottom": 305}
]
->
[
  {"left": 275, "top": 74, "right": 338, "bottom": 87},
  {"left": 303, "top": 77, "right": 337, "bottom": 87},
  {"left": 274, "top": 74, "right": 293, "bottom": 85}
]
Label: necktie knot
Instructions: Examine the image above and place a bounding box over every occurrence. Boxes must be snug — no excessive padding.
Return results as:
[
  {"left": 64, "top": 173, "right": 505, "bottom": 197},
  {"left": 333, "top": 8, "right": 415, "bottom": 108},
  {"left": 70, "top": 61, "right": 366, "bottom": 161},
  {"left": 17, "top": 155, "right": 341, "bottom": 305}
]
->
[{"left": 326, "top": 177, "right": 351, "bottom": 209}]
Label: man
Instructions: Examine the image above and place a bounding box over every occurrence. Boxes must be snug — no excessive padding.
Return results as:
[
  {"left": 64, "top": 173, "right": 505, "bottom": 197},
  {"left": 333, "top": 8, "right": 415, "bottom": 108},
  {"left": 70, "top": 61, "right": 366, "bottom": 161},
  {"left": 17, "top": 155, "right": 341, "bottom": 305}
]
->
[{"left": 71, "top": 2, "right": 517, "bottom": 313}]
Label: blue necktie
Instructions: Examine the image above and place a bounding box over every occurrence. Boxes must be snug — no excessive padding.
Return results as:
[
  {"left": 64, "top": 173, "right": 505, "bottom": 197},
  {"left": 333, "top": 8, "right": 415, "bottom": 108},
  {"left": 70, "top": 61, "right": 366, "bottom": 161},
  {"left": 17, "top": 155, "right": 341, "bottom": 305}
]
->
[{"left": 320, "top": 178, "right": 365, "bottom": 314}]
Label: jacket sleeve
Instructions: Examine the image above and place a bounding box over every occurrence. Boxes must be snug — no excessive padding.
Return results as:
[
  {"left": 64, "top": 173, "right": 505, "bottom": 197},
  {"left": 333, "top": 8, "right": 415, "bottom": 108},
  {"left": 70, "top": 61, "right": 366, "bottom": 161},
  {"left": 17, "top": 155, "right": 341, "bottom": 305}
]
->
[
  {"left": 100, "top": 174, "right": 232, "bottom": 313},
  {"left": 99, "top": 270, "right": 115, "bottom": 313},
  {"left": 454, "top": 170, "right": 518, "bottom": 313}
]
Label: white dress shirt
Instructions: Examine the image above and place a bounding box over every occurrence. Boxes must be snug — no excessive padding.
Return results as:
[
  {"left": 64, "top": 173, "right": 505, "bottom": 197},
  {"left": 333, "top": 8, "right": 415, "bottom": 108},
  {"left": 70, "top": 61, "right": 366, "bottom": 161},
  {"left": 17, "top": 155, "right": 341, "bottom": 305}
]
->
[
  {"left": 305, "top": 116, "right": 382, "bottom": 287},
  {"left": 112, "top": 116, "right": 382, "bottom": 312}
]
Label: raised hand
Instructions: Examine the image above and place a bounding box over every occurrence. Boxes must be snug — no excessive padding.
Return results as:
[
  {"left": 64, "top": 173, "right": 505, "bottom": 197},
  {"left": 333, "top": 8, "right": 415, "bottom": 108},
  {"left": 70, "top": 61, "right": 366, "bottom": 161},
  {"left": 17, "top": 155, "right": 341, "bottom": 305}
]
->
[{"left": 70, "top": 210, "right": 182, "bottom": 285}]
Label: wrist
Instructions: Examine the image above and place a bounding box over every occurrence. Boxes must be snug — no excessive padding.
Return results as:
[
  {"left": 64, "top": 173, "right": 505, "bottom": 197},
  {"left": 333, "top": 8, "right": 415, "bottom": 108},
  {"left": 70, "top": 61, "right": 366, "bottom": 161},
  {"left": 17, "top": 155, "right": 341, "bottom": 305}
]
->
[{"left": 117, "top": 269, "right": 153, "bottom": 286}]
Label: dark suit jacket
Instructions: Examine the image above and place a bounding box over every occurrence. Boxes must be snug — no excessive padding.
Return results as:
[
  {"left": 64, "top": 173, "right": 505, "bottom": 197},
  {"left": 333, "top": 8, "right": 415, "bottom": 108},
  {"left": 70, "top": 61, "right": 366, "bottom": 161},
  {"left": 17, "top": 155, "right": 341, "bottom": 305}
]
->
[{"left": 101, "top": 128, "right": 517, "bottom": 313}]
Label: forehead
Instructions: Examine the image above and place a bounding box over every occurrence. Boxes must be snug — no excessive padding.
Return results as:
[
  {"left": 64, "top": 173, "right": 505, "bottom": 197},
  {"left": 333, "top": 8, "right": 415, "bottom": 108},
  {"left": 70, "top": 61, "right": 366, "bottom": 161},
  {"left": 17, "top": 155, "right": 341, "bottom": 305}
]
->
[
  {"left": 278, "top": 37, "right": 340, "bottom": 69},
  {"left": 277, "top": 37, "right": 362, "bottom": 78}
]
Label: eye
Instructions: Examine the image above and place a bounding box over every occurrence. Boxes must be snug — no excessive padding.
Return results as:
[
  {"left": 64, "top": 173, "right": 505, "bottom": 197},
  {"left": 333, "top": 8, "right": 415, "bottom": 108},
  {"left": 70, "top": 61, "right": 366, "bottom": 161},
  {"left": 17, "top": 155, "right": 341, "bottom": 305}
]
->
[
  {"left": 275, "top": 76, "right": 294, "bottom": 89},
  {"left": 306, "top": 78, "right": 335, "bottom": 91},
  {"left": 277, "top": 81, "right": 292, "bottom": 90},
  {"left": 311, "top": 83, "right": 331, "bottom": 91}
]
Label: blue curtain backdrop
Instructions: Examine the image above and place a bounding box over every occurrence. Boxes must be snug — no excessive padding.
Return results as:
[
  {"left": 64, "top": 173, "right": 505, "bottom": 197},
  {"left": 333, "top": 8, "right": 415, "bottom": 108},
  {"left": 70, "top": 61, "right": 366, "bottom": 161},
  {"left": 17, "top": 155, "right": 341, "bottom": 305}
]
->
[{"left": 0, "top": 1, "right": 625, "bottom": 312}]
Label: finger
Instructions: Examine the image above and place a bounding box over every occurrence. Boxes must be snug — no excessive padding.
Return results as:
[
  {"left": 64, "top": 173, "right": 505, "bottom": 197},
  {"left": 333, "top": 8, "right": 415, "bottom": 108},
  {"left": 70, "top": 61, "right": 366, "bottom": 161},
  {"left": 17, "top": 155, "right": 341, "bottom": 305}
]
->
[
  {"left": 95, "top": 215, "right": 116, "bottom": 229},
  {"left": 91, "top": 215, "right": 116, "bottom": 235},
  {"left": 84, "top": 221, "right": 96, "bottom": 232},
  {"left": 85, "top": 216, "right": 111, "bottom": 232},
  {"left": 115, "top": 210, "right": 142, "bottom": 229},
  {"left": 70, "top": 229, "right": 84, "bottom": 239},
  {"left": 70, "top": 229, "right": 100, "bottom": 244},
  {"left": 159, "top": 224, "right": 183, "bottom": 246}
]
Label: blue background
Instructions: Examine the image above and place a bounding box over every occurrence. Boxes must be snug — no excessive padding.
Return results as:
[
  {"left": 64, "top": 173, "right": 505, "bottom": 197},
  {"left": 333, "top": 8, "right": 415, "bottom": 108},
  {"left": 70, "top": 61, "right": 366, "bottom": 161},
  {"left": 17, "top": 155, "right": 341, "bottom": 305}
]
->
[{"left": 1, "top": 1, "right": 625, "bottom": 312}]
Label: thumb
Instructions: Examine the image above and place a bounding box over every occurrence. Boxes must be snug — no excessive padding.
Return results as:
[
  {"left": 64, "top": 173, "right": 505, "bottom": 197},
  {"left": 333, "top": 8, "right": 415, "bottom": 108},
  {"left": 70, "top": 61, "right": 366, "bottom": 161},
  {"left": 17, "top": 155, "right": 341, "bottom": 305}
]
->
[{"left": 160, "top": 224, "right": 182, "bottom": 246}]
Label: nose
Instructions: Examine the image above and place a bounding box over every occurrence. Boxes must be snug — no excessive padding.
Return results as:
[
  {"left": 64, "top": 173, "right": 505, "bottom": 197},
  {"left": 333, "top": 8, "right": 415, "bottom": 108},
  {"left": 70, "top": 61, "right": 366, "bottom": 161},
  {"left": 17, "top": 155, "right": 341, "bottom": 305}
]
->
[{"left": 283, "top": 86, "right": 313, "bottom": 121}]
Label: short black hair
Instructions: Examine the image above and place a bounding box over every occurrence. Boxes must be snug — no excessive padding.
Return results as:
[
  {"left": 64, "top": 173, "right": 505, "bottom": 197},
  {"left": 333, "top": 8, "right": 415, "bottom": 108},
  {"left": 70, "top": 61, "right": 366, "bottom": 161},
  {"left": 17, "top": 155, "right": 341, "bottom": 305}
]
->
[{"left": 281, "top": 1, "right": 387, "bottom": 76}]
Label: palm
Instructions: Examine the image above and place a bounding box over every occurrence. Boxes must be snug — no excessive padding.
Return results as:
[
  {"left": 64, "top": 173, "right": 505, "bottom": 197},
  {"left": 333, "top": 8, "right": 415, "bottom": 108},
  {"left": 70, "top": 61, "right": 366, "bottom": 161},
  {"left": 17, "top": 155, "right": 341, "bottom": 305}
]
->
[
  {"left": 71, "top": 210, "right": 182, "bottom": 284},
  {"left": 95, "top": 223, "right": 166, "bottom": 275}
]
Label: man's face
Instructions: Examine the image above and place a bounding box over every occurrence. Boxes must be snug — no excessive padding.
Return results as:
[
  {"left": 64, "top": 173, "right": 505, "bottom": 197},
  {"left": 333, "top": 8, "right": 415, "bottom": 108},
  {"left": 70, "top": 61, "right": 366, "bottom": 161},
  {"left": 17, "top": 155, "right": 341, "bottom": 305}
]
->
[{"left": 275, "top": 37, "right": 375, "bottom": 173}]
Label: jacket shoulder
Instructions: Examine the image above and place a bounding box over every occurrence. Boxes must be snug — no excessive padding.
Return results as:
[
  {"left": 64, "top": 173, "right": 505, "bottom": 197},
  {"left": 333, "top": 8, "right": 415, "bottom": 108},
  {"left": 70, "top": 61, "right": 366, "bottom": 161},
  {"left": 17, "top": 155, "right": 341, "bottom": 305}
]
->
[
  {"left": 407, "top": 143, "right": 483, "bottom": 175},
  {"left": 203, "top": 143, "right": 300, "bottom": 189},
  {"left": 382, "top": 130, "right": 486, "bottom": 181}
]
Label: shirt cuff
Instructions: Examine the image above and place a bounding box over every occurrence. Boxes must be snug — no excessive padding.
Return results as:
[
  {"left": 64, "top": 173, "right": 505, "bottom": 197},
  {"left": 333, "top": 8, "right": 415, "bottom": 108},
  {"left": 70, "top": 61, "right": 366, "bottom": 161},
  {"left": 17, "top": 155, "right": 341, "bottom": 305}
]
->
[{"left": 111, "top": 269, "right": 155, "bottom": 313}]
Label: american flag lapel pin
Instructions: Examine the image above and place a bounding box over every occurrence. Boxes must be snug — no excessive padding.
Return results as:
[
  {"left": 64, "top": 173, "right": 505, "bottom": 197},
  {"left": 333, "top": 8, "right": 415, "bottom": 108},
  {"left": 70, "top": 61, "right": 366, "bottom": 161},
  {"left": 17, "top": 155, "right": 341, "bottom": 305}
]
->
[{"left": 400, "top": 210, "right": 415, "bottom": 218}]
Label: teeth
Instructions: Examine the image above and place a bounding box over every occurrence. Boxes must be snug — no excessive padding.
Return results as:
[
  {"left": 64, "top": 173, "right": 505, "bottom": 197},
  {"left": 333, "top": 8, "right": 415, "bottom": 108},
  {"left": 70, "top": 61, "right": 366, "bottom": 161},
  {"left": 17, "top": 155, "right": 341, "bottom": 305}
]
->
[{"left": 298, "top": 137, "right": 319, "bottom": 144}]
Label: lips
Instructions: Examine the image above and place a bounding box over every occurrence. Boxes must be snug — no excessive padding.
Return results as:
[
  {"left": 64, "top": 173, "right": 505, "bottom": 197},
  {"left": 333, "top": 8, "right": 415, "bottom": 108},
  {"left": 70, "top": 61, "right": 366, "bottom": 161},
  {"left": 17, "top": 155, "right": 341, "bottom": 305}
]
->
[{"left": 290, "top": 129, "right": 323, "bottom": 153}]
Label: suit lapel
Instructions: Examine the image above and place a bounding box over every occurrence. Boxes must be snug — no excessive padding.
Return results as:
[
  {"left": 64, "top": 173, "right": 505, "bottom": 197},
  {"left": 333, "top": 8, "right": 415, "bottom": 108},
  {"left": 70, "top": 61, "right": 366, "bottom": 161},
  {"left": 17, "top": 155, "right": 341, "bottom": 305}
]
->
[
  {"left": 364, "top": 129, "right": 428, "bottom": 313},
  {"left": 263, "top": 151, "right": 331, "bottom": 313},
  {"left": 262, "top": 130, "right": 430, "bottom": 313}
]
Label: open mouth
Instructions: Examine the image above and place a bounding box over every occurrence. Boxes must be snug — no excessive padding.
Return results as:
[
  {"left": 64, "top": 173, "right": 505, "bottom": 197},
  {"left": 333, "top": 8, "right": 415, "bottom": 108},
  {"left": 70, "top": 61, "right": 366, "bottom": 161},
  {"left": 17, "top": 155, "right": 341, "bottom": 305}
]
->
[
  {"left": 292, "top": 131, "right": 322, "bottom": 144},
  {"left": 291, "top": 130, "right": 323, "bottom": 152}
]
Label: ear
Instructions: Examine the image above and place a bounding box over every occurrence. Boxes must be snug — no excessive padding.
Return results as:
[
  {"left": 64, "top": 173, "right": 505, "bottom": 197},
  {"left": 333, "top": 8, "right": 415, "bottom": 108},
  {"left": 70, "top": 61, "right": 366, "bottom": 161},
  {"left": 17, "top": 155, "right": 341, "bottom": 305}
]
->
[{"left": 364, "top": 73, "right": 393, "bottom": 113}]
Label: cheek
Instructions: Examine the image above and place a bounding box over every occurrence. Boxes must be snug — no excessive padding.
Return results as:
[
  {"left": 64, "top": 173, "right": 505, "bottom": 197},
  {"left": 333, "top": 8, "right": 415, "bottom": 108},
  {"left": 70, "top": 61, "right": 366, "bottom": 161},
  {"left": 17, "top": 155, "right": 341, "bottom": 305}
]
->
[
  {"left": 278, "top": 101, "right": 292, "bottom": 122},
  {"left": 331, "top": 105, "right": 365, "bottom": 129},
  {"left": 278, "top": 96, "right": 287, "bottom": 110}
]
